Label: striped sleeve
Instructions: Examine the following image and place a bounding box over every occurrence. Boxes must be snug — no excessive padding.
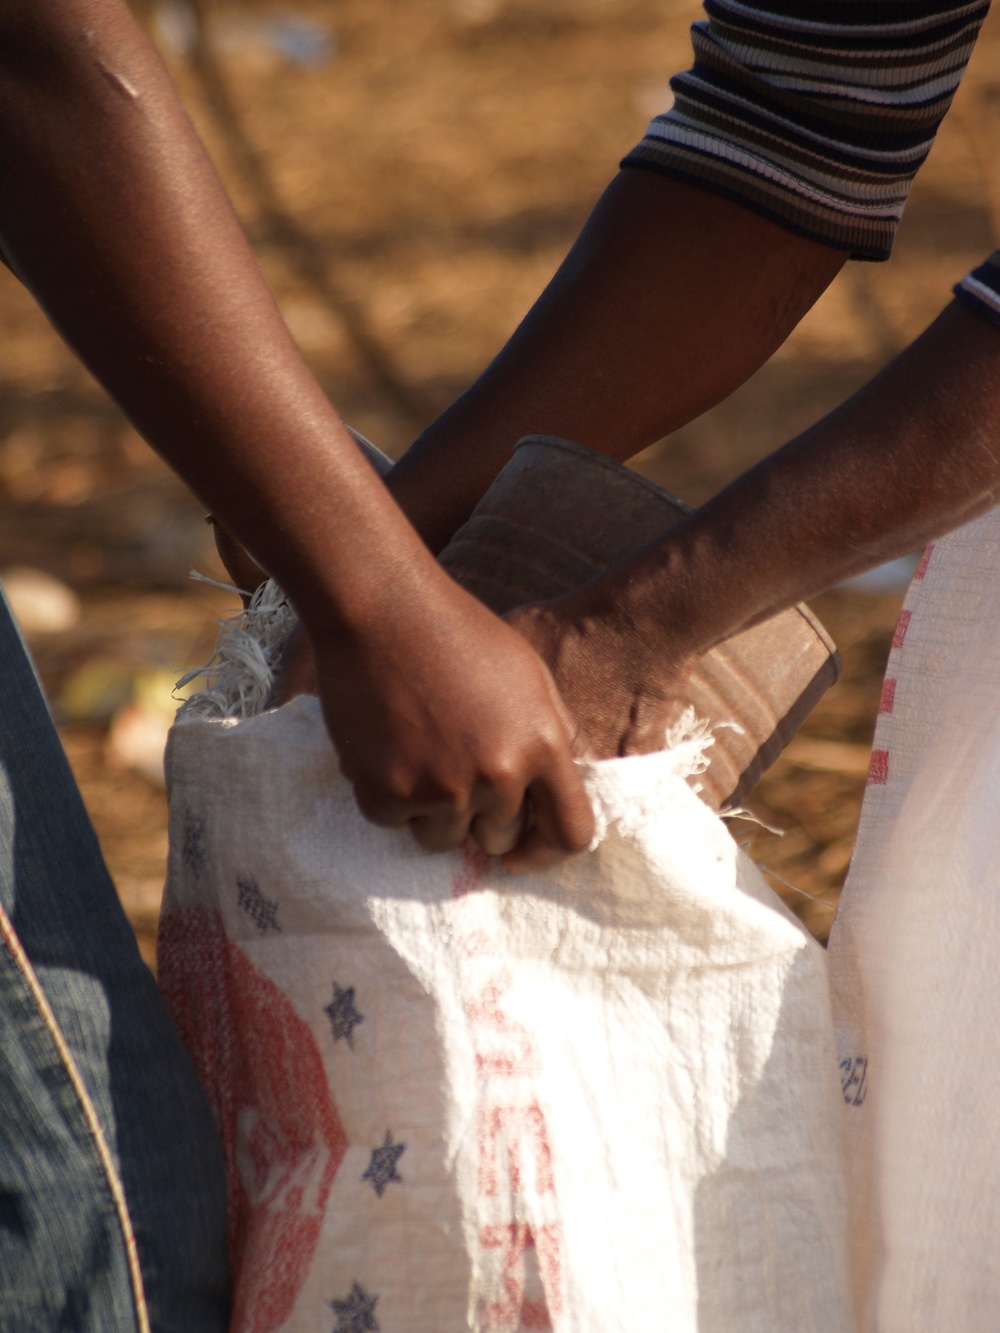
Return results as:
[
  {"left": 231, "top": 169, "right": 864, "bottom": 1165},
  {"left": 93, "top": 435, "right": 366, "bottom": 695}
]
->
[
  {"left": 621, "top": 0, "right": 990, "bottom": 261},
  {"left": 954, "top": 252, "right": 1000, "bottom": 330}
]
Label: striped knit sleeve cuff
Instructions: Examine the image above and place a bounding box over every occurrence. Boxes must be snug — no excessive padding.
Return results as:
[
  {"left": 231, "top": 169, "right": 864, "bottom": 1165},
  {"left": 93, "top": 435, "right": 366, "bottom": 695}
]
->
[
  {"left": 954, "top": 252, "right": 1000, "bottom": 331},
  {"left": 622, "top": 0, "right": 989, "bottom": 263}
]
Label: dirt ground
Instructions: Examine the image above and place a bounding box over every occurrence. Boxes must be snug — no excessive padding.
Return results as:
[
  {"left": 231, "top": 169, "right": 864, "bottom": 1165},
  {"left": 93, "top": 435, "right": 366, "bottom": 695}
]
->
[{"left": 4, "top": 0, "right": 1000, "bottom": 964}]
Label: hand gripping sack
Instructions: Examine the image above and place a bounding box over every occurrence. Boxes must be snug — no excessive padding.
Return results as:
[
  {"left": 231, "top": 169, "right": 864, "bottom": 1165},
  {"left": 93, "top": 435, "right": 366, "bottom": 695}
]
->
[{"left": 157, "top": 630, "right": 853, "bottom": 1333}]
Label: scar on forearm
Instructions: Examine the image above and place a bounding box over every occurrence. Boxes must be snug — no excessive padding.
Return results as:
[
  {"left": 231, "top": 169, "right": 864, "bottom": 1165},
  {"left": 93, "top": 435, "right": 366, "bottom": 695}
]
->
[
  {"left": 80, "top": 28, "right": 140, "bottom": 100},
  {"left": 95, "top": 57, "right": 139, "bottom": 100}
]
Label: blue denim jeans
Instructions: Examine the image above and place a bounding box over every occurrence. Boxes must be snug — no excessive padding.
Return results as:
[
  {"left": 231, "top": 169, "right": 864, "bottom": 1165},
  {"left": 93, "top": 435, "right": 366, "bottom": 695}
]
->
[{"left": 0, "top": 590, "right": 228, "bottom": 1331}]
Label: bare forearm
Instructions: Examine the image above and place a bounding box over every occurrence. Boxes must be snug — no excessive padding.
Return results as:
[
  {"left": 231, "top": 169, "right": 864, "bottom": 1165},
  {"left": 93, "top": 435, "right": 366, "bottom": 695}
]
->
[
  {"left": 0, "top": 0, "right": 596, "bottom": 861},
  {"left": 0, "top": 0, "right": 429, "bottom": 635},
  {"left": 389, "top": 170, "right": 846, "bottom": 552},
  {"left": 598, "top": 300, "right": 1000, "bottom": 675},
  {"left": 507, "top": 300, "right": 1000, "bottom": 758}
]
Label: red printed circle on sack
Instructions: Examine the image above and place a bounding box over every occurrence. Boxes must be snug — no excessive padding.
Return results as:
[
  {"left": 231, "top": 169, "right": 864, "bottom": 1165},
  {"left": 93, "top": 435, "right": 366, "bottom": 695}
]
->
[{"left": 158, "top": 906, "right": 348, "bottom": 1332}]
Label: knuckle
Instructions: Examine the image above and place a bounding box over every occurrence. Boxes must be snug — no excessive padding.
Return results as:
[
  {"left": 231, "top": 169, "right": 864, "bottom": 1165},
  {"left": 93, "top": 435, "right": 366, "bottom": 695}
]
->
[
  {"left": 537, "top": 723, "right": 574, "bottom": 764},
  {"left": 561, "top": 796, "right": 597, "bottom": 851},
  {"left": 381, "top": 763, "right": 439, "bottom": 810},
  {"left": 509, "top": 845, "right": 560, "bottom": 874},
  {"left": 410, "top": 816, "right": 468, "bottom": 853},
  {"left": 471, "top": 812, "right": 523, "bottom": 858},
  {"left": 423, "top": 780, "right": 469, "bottom": 818},
  {"left": 351, "top": 770, "right": 416, "bottom": 825},
  {"left": 353, "top": 789, "right": 397, "bottom": 827},
  {"left": 563, "top": 822, "right": 594, "bottom": 855},
  {"left": 480, "top": 755, "right": 521, "bottom": 794}
]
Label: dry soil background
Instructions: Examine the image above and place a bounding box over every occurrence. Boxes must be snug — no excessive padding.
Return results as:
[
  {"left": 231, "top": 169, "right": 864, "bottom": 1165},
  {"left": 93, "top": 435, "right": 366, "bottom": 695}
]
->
[{"left": 3, "top": 0, "right": 1000, "bottom": 962}]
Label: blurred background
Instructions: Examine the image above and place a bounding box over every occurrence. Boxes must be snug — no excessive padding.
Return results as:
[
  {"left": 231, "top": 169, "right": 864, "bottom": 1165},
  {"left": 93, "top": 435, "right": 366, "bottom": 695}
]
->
[{"left": 3, "top": 0, "right": 999, "bottom": 963}]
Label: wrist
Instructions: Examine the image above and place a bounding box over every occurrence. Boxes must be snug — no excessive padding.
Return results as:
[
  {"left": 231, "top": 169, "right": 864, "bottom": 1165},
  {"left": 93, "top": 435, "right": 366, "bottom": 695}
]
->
[
  {"left": 572, "top": 538, "right": 714, "bottom": 681},
  {"left": 296, "top": 540, "right": 480, "bottom": 671}
]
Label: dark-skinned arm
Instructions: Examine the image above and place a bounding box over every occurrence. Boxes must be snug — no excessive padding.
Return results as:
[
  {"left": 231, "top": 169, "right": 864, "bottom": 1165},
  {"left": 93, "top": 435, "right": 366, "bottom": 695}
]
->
[
  {"left": 388, "top": 170, "right": 847, "bottom": 553},
  {"left": 502, "top": 298, "right": 1000, "bottom": 835},
  {"left": 0, "top": 0, "right": 594, "bottom": 865}
]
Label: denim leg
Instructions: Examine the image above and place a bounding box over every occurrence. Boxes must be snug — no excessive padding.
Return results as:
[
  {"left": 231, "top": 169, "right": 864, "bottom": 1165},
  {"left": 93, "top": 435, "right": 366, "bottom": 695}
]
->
[{"left": 0, "top": 591, "right": 228, "bottom": 1332}]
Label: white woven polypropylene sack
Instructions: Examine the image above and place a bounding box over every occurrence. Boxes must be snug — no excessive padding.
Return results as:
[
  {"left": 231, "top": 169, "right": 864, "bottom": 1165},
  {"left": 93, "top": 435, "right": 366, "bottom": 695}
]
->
[
  {"left": 829, "top": 510, "right": 1000, "bottom": 1332},
  {"left": 158, "top": 600, "right": 853, "bottom": 1333}
]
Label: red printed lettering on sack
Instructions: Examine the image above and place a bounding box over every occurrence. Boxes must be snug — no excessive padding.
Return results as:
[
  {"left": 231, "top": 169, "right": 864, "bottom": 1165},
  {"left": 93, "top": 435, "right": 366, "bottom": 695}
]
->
[
  {"left": 867, "top": 749, "right": 890, "bottom": 785},
  {"left": 452, "top": 841, "right": 491, "bottom": 899},
  {"left": 891, "top": 609, "right": 912, "bottom": 650},
  {"left": 468, "top": 971, "right": 538, "bottom": 1077},
  {"left": 479, "top": 1223, "right": 561, "bottom": 1330},
  {"left": 477, "top": 1104, "right": 555, "bottom": 1197},
  {"left": 451, "top": 867, "right": 563, "bottom": 1327}
]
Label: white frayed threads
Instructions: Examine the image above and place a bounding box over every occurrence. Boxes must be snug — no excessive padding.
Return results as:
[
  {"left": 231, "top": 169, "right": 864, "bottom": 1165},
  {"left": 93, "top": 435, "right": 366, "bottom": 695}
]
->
[
  {"left": 176, "top": 577, "right": 297, "bottom": 721},
  {"left": 724, "top": 808, "right": 785, "bottom": 836},
  {"left": 661, "top": 708, "right": 725, "bottom": 779},
  {"left": 759, "top": 864, "right": 837, "bottom": 913},
  {"left": 582, "top": 707, "right": 731, "bottom": 847}
]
